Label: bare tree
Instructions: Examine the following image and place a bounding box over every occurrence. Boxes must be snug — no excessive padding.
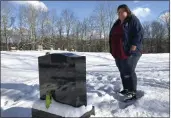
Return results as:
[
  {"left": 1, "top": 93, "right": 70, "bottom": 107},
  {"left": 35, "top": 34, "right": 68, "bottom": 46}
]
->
[
  {"left": 151, "top": 21, "right": 165, "bottom": 53},
  {"left": 1, "top": 1, "right": 14, "bottom": 50},
  {"left": 23, "top": 4, "right": 39, "bottom": 50},
  {"left": 159, "top": 11, "right": 170, "bottom": 38},
  {"left": 74, "top": 19, "right": 83, "bottom": 50},
  {"left": 158, "top": 11, "right": 170, "bottom": 53},
  {"left": 94, "top": 4, "right": 105, "bottom": 39},
  {"left": 49, "top": 9, "right": 57, "bottom": 42},
  {"left": 62, "top": 9, "right": 75, "bottom": 38},
  {"left": 93, "top": 3, "right": 108, "bottom": 51},
  {"left": 106, "top": 3, "right": 117, "bottom": 36},
  {"left": 72, "top": 19, "right": 82, "bottom": 40},
  {"left": 151, "top": 21, "right": 165, "bottom": 39},
  {"left": 81, "top": 18, "right": 89, "bottom": 40},
  {"left": 87, "top": 15, "right": 96, "bottom": 52},
  {"left": 17, "top": 5, "right": 27, "bottom": 49},
  {"left": 56, "top": 16, "right": 64, "bottom": 39},
  {"left": 143, "top": 22, "right": 151, "bottom": 39},
  {"left": 142, "top": 21, "right": 152, "bottom": 52},
  {"left": 61, "top": 9, "right": 76, "bottom": 49},
  {"left": 39, "top": 10, "right": 48, "bottom": 38},
  {"left": 87, "top": 15, "right": 96, "bottom": 37}
]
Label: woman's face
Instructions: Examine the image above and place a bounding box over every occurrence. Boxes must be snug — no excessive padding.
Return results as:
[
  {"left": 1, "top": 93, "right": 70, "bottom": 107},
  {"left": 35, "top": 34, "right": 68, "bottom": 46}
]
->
[{"left": 118, "top": 8, "right": 128, "bottom": 21}]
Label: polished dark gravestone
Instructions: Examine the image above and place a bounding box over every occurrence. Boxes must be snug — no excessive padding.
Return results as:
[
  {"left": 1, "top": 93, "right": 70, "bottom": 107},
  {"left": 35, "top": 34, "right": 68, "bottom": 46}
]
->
[
  {"left": 32, "top": 53, "right": 95, "bottom": 118},
  {"left": 38, "top": 53, "right": 87, "bottom": 107}
]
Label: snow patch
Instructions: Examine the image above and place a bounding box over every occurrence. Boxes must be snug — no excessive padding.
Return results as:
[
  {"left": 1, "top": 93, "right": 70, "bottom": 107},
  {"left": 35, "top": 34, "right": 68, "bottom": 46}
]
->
[
  {"left": 1, "top": 51, "right": 169, "bottom": 117},
  {"left": 32, "top": 99, "right": 92, "bottom": 117}
]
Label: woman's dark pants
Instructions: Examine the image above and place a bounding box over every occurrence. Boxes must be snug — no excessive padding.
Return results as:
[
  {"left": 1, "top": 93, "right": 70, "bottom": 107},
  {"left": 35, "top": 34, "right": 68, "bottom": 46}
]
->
[{"left": 115, "top": 55, "right": 141, "bottom": 92}]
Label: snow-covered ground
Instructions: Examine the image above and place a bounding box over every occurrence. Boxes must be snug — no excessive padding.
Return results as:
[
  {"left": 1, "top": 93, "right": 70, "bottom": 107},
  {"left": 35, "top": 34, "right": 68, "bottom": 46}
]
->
[{"left": 1, "top": 50, "right": 170, "bottom": 117}]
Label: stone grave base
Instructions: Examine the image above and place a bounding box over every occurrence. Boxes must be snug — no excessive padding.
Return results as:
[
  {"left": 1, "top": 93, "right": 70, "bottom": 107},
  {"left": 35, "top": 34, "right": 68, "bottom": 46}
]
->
[{"left": 32, "top": 99, "right": 95, "bottom": 118}]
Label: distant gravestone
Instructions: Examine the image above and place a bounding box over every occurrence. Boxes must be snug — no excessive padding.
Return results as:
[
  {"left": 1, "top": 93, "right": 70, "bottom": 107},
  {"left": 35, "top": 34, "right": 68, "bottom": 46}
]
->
[
  {"left": 10, "top": 47, "right": 16, "bottom": 51},
  {"left": 32, "top": 53, "right": 95, "bottom": 117},
  {"left": 50, "top": 48, "right": 53, "bottom": 51},
  {"left": 37, "top": 45, "right": 43, "bottom": 51},
  {"left": 45, "top": 52, "right": 50, "bottom": 55}
]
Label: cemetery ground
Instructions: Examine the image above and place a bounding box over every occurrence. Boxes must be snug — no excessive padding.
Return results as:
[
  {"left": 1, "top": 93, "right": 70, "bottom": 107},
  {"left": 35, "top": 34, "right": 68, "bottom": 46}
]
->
[{"left": 1, "top": 50, "right": 169, "bottom": 117}]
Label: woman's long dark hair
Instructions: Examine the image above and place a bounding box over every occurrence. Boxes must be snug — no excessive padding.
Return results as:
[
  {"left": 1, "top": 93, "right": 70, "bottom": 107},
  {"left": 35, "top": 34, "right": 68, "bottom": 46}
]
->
[{"left": 117, "top": 4, "right": 132, "bottom": 16}]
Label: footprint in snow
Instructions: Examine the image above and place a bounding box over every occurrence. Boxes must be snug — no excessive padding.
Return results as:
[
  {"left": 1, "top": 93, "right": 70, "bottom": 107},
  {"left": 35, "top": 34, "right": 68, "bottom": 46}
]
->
[
  {"left": 13, "top": 96, "right": 22, "bottom": 102},
  {"left": 4, "top": 101, "right": 8, "bottom": 106},
  {"left": 97, "top": 76, "right": 102, "bottom": 81},
  {"left": 107, "top": 76, "right": 113, "bottom": 81}
]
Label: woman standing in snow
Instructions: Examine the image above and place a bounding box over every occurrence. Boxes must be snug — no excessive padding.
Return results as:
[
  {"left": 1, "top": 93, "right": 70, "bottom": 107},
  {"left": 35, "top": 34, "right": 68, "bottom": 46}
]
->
[{"left": 109, "top": 4, "right": 144, "bottom": 101}]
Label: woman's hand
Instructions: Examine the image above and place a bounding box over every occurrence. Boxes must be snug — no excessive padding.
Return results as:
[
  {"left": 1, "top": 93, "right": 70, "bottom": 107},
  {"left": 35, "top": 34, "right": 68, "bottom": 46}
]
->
[
  {"left": 129, "top": 45, "right": 137, "bottom": 55},
  {"left": 130, "top": 45, "right": 136, "bottom": 51}
]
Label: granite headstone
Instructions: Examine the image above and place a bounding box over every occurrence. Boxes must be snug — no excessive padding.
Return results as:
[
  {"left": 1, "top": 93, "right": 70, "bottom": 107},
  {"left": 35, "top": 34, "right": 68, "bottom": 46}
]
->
[{"left": 38, "top": 53, "right": 87, "bottom": 107}]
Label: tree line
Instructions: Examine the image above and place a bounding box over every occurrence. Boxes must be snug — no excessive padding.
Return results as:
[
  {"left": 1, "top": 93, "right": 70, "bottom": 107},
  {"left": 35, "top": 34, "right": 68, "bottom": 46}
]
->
[{"left": 1, "top": 1, "right": 169, "bottom": 53}]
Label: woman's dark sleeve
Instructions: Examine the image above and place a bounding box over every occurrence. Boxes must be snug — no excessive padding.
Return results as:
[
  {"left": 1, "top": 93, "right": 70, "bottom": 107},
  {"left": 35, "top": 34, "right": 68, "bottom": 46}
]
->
[
  {"left": 131, "top": 16, "right": 144, "bottom": 46},
  {"left": 109, "top": 23, "right": 115, "bottom": 54}
]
